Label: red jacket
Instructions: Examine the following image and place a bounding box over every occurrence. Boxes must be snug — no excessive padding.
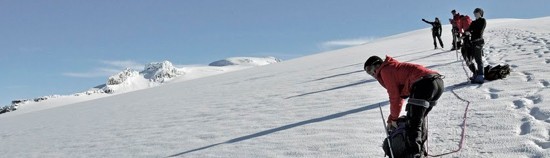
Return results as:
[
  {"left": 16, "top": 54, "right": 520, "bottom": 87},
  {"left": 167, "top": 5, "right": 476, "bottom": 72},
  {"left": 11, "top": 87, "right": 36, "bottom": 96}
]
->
[
  {"left": 458, "top": 15, "right": 472, "bottom": 34},
  {"left": 374, "top": 56, "right": 438, "bottom": 121},
  {"left": 452, "top": 13, "right": 461, "bottom": 28}
]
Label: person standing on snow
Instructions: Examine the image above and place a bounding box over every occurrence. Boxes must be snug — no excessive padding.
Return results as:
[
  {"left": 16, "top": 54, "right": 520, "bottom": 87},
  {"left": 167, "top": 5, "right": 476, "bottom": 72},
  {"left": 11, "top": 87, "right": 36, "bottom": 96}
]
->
[
  {"left": 364, "top": 55, "right": 444, "bottom": 158},
  {"left": 422, "top": 17, "right": 444, "bottom": 49},
  {"left": 459, "top": 15, "right": 475, "bottom": 81},
  {"left": 462, "top": 8, "right": 486, "bottom": 84},
  {"left": 450, "top": 10, "right": 462, "bottom": 50}
]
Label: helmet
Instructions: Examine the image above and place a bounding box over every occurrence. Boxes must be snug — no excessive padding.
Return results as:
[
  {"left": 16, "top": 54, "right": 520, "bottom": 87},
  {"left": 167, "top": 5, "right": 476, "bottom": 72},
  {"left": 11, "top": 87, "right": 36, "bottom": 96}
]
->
[
  {"left": 363, "top": 56, "right": 382, "bottom": 77},
  {"left": 364, "top": 56, "right": 383, "bottom": 69},
  {"left": 451, "top": 10, "right": 456, "bottom": 14},
  {"left": 364, "top": 56, "right": 383, "bottom": 76},
  {"left": 474, "top": 8, "right": 484, "bottom": 17}
]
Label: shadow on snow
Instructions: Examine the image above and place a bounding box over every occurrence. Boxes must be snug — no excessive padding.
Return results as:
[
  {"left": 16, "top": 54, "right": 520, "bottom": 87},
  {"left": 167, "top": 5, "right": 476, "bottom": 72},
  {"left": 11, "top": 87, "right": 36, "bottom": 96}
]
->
[
  {"left": 287, "top": 79, "right": 377, "bottom": 99},
  {"left": 167, "top": 101, "right": 389, "bottom": 157},
  {"left": 306, "top": 70, "right": 364, "bottom": 83}
]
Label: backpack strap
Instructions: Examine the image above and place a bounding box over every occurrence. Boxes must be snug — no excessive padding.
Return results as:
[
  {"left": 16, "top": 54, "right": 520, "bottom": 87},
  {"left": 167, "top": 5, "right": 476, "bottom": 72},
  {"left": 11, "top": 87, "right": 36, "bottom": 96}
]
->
[{"left": 408, "top": 98, "right": 437, "bottom": 108}]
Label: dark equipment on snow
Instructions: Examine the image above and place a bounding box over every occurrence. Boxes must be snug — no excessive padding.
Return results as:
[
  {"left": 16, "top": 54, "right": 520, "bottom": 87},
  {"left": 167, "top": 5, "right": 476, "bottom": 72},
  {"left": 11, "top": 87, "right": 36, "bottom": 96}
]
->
[
  {"left": 382, "top": 116, "right": 410, "bottom": 158},
  {"left": 483, "top": 64, "right": 511, "bottom": 81},
  {"left": 382, "top": 116, "right": 430, "bottom": 158}
]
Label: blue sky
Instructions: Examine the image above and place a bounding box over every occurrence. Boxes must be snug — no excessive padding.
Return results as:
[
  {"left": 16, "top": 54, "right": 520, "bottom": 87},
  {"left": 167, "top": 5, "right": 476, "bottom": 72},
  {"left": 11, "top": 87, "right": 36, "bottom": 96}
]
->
[{"left": 1, "top": 0, "right": 548, "bottom": 105}]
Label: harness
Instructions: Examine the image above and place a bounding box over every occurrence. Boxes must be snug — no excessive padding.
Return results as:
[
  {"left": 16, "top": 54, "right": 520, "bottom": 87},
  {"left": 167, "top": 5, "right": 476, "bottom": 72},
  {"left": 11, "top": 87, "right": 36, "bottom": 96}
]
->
[{"left": 408, "top": 74, "right": 444, "bottom": 108}]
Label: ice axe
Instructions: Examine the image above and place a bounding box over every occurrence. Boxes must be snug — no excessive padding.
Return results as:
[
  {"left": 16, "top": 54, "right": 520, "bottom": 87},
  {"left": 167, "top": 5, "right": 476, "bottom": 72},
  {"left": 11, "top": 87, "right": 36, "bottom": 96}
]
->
[{"left": 379, "top": 103, "right": 394, "bottom": 158}]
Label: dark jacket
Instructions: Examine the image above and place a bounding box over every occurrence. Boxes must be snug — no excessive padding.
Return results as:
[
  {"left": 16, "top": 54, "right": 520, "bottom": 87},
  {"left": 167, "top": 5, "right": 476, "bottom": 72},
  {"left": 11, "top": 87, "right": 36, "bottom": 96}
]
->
[
  {"left": 422, "top": 19, "right": 442, "bottom": 36},
  {"left": 466, "top": 17, "right": 486, "bottom": 40}
]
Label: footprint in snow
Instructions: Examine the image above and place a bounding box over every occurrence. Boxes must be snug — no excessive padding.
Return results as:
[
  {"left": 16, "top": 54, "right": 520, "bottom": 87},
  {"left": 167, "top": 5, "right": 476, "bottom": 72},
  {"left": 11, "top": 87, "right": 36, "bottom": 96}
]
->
[
  {"left": 526, "top": 95, "right": 543, "bottom": 104},
  {"left": 539, "top": 80, "right": 550, "bottom": 88},
  {"left": 519, "top": 121, "right": 531, "bottom": 135},
  {"left": 534, "top": 140, "right": 550, "bottom": 149},
  {"left": 512, "top": 98, "right": 532, "bottom": 109},
  {"left": 530, "top": 107, "right": 550, "bottom": 121},
  {"left": 521, "top": 71, "right": 535, "bottom": 82},
  {"left": 484, "top": 88, "right": 503, "bottom": 99}
]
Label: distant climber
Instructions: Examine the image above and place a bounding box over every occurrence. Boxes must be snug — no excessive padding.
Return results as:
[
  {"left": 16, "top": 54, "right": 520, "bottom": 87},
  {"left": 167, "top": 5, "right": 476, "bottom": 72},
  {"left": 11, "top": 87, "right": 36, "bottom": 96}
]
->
[
  {"left": 450, "top": 10, "right": 462, "bottom": 50},
  {"left": 422, "top": 17, "right": 444, "bottom": 49}
]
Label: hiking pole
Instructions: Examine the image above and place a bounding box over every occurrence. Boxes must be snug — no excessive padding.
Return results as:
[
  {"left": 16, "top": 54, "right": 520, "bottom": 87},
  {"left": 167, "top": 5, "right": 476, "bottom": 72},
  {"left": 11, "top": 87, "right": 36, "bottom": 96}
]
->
[
  {"left": 453, "top": 33, "right": 460, "bottom": 61},
  {"left": 379, "top": 103, "right": 394, "bottom": 158},
  {"left": 457, "top": 52, "right": 460, "bottom": 61}
]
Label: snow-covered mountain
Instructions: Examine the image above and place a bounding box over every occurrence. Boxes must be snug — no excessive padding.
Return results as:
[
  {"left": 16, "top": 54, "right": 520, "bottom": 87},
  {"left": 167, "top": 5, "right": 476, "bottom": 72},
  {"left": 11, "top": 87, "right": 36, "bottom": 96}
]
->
[
  {"left": 209, "top": 56, "right": 282, "bottom": 66},
  {"left": 1, "top": 17, "right": 550, "bottom": 157},
  {"left": 1, "top": 57, "right": 281, "bottom": 115},
  {"left": 102, "top": 60, "right": 184, "bottom": 94}
]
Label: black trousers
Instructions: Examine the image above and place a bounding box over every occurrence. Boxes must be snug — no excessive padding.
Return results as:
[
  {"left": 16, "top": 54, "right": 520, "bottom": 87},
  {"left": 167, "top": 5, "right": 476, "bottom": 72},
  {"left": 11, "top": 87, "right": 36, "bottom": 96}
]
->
[
  {"left": 406, "top": 75, "right": 444, "bottom": 155},
  {"left": 432, "top": 32, "right": 443, "bottom": 48},
  {"left": 451, "top": 28, "right": 461, "bottom": 49},
  {"left": 461, "top": 41, "right": 484, "bottom": 77}
]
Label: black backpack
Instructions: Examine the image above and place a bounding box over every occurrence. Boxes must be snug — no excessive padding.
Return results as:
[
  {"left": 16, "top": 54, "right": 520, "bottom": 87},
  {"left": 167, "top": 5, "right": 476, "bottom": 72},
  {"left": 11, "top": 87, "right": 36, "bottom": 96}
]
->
[
  {"left": 382, "top": 116, "right": 428, "bottom": 158},
  {"left": 383, "top": 120, "right": 409, "bottom": 158},
  {"left": 484, "top": 64, "right": 511, "bottom": 81}
]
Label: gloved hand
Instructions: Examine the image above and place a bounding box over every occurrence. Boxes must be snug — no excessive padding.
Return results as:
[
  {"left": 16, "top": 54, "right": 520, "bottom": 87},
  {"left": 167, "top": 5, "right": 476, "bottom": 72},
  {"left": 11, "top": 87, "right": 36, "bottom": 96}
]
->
[
  {"left": 386, "top": 117, "right": 398, "bottom": 132},
  {"left": 422, "top": 18, "right": 425, "bottom": 21}
]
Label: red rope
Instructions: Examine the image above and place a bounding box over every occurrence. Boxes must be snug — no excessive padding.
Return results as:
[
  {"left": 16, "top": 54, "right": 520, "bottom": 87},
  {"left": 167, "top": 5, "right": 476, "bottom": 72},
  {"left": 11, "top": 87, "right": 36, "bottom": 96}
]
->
[
  {"left": 427, "top": 87, "right": 470, "bottom": 157},
  {"left": 426, "top": 51, "right": 471, "bottom": 157}
]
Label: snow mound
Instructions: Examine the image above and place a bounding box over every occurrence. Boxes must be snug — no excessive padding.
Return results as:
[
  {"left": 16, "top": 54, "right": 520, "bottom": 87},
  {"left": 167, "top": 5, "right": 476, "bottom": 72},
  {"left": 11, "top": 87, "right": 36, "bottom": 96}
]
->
[
  {"left": 102, "top": 61, "right": 183, "bottom": 93},
  {"left": 209, "top": 56, "right": 281, "bottom": 67},
  {"left": 107, "top": 68, "right": 140, "bottom": 85},
  {"left": 142, "top": 61, "right": 184, "bottom": 82}
]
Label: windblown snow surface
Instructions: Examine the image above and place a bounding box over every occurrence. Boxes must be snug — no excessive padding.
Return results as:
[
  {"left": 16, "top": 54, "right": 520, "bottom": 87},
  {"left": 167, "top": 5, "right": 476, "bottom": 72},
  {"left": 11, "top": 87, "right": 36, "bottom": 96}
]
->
[{"left": 1, "top": 17, "right": 550, "bottom": 158}]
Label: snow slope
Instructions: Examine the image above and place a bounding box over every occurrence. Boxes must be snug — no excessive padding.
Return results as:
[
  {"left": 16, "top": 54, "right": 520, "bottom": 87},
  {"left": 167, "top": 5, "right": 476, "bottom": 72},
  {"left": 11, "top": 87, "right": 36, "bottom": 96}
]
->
[
  {"left": 0, "top": 57, "right": 280, "bottom": 117},
  {"left": 1, "top": 17, "right": 550, "bottom": 158}
]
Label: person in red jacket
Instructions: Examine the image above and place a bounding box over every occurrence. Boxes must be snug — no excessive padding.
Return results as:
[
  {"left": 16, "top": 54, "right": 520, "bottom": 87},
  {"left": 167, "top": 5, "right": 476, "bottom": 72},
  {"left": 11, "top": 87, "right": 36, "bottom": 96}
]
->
[
  {"left": 364, "top": 55, "right": 444, "bottom": 158},
  {"left": 450, "top": 10, "right": 462, "bottom": 50}
]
